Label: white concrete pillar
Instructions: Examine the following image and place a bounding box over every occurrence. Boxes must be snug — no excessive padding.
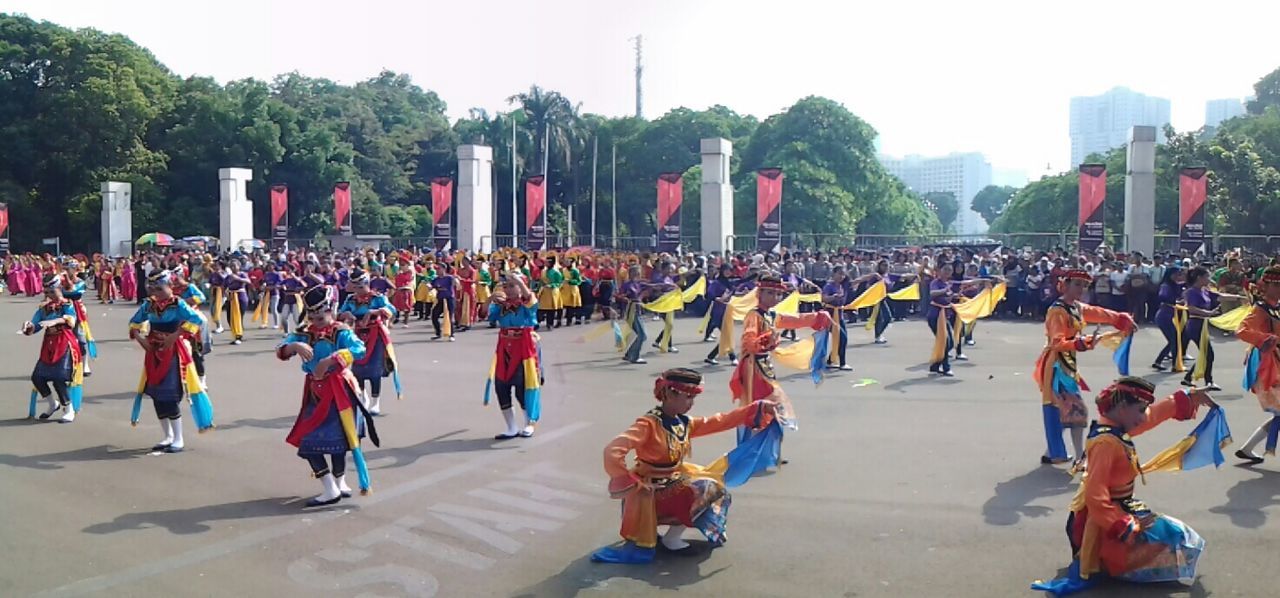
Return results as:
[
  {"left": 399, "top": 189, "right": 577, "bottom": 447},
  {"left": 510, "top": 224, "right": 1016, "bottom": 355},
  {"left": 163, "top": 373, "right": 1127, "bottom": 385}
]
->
[
  {"left": 100, "top": 181, "right": 133, "bottom": 257},
  {"left": 700, "top": 138, "right": 733, "bottom": 254},
  {"left": 457, "top": 145, "right": 493, "bottom": 253},
  {"left": 1124, "top": 126, "right": 1156, "bottom": 256},
  {"left": 218, "top": 168, "right": 254, "bottom": 252}
]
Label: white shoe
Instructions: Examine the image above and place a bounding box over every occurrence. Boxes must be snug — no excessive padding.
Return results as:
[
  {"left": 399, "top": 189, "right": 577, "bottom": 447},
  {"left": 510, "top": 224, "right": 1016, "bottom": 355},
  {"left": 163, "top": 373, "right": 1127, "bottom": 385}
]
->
[
  {"left": 214, "top": 326, "right": 224, "bottom": 334},
  {"left": 306, "top": 474, "right": 342, "bottom": 507},
  {"left": 662, "top": 525, "right": 691, "bottom": 550},
  {"left": 59, "top": 406, "right": 76, "bottom": 423},
  {"left": 83, "top": 364, "right": 92, "bottom": 375},
  {"left": 369, "top": 395, "right": 381, "bottom": 416},
  {"left": 231, "top": 339, "right": 242, "bottom": 345},
  {"left": 38, "top": 395, "right": 60, "bottom": 419},
  {"left": 199, "top": 375, "right": 208, "bottom": 389},
  {"left": 335, "top": 474, "right": 353, "bottom": 498}
]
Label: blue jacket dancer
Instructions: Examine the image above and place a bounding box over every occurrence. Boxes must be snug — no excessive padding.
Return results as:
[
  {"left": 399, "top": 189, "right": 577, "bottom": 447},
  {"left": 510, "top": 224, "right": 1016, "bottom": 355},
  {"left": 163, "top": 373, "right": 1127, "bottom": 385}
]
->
[{"left": 278, "top": 286, "right": 379, "bottom": 507}]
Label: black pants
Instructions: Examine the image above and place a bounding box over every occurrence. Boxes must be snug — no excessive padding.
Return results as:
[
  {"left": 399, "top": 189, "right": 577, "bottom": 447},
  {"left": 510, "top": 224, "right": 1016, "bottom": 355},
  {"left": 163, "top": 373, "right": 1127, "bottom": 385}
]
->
[
  {"left": 540, "top": 308, "right": 563, "bottom": 329},
  {"left": 304, "top": 453, "right": 347, "bottom": 477},
  {"left": 358, "top": 377, "right": 383, "bottom": 397},
  {"left": 153, "top": 399, "right": 181, "bottom": 420},
  {"left": 874, "top": 301, "right": 893, "bottom": 338},
  {"left": 1183, "top": 333, "right": 1215, "bottom": 383},
  {"left": 831, "top": 315, "right": 848, "bottom": 366},
  {"left": 432, "top": 297, "right": 456, "bottom": 336},
  {"left": 31, "top": 375, "right": 70, "bottom": 406},
  {"left": 495, "top": 368, "right": 527, "bottom": 411},
  {"left": 192, "top": 350, "right": 206, "bottom": 377}
]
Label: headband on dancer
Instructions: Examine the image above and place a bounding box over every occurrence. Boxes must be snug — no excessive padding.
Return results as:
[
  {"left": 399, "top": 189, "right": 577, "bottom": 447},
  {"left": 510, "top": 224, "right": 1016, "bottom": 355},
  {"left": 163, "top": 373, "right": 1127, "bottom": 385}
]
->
[
  {"left": 147, "top": 270, "right": 174, "bottom": 287},
  {"left": 43, "top": 272, "right": 62, "bottom": 288},
  {"left": 1260, "top": 267, "right": 1280, "bottom": 285},
  {"left": 303, "top": 285, "right": 333, "bottom": 314},
  {"left": 1063, "top": 268, "right": 1092, "bottom": 282},
  {"left": 351, "top": 270, "right": 371, "bottom": 286},
  {"left": 1095, "top": 376, "right": 1157, "bottom": 414},
  {"left": 653, "top": 368, "right": 705, "bottom": 400},
  {"left": 757, "top": 279, "right": 789, "bottom": 292}
]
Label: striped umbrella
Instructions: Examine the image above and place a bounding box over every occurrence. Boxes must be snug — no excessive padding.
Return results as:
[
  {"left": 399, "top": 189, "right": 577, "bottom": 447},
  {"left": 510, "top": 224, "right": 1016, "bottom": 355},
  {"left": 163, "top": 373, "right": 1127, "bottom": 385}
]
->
[{"left": 135, "top": 232, "right": 174, "bottom": 246}]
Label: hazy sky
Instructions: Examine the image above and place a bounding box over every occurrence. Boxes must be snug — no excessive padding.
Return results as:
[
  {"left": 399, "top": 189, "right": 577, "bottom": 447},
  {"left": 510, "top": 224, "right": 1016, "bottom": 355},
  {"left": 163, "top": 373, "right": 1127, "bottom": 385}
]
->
[{"left": 6, "top": 0, "right": 1277, "bottom": 183}]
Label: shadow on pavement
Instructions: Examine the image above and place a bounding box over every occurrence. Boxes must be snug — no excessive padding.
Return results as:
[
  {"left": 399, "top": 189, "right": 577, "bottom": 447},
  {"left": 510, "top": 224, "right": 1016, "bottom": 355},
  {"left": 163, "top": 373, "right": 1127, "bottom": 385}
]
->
[
  {"left": 216, "top": 415, "right": 297, "bottom": 432},
  {"left": 882, "top": 377, "right": 963, "bottom": 393},
  {"left": 370, "top": 429, "right": 513, "bottom": 470},
  {"left": 511, "top": 542, "right": 725, "bottom": 597},
  {"left": 83, "top": 496, "right": 305, "bottom": 535},
  {"left": 981, "top": 466, "right": 1075, "bottom": 526},
  {"left": 1209, "top": 469, "right": 1280, "bottom": 528},
  {"left": 0, "top": 444, "right": 146, "bottom": 470}
]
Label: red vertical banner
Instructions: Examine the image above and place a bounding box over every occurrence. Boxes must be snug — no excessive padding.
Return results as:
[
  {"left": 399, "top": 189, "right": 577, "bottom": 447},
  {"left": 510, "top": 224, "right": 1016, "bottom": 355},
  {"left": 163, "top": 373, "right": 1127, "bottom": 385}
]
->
[
  {"left": 756, "top": 168, "right": 784, "bottom": 253},
  {"left": 0, "top": 202, "right": 9, "bottom": 255},
  {"left": 1077, "top": 164, "right": 1106, "bottom": 253},
  {"left": 656, "top": 172, "right": 683, "bottom": 253},
  {"left": 431, "top": 177, "right": 454, "bottom": 252},
  {"left": 1179, "top": 167, "right": 1209, "bottom": 254},
  {"left": 525, "top": 175, "right": 546, "bottom": 251},
  {"left": 334, "top": 182, "right": 353, "bottom": 236},
  {"left": 270, "top": 184, "right": 289, "bottom": 245}
]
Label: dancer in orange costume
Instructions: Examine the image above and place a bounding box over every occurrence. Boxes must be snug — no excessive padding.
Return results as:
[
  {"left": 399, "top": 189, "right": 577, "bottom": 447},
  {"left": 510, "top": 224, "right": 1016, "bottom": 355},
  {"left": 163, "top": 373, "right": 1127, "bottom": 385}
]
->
[
  {"left": 1034, "top": 268, "right": 1135, "bottom": 466},
  {"left": 1234, "top": 265, "right": 1280, "bottom": 463}
]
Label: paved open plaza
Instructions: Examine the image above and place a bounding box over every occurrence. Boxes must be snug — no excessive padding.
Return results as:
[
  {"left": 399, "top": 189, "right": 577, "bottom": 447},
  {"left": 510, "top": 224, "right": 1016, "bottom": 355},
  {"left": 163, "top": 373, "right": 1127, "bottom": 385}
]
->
[{"left": 0, "top": 295, "right": 1273, "bottom": 597}]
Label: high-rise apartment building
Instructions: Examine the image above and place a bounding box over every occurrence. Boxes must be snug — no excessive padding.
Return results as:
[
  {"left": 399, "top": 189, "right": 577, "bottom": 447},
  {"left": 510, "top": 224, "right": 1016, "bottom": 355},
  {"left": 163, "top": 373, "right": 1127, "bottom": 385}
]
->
[
  {"left": 1204, "top": 98, "right": 1246, "bottom": 129},
  {"left": 880, "top": 152, "right": 993, "bottom": 235},
  {"left": 1069, "top": 87, "right": 1171, "bottom": 166}
]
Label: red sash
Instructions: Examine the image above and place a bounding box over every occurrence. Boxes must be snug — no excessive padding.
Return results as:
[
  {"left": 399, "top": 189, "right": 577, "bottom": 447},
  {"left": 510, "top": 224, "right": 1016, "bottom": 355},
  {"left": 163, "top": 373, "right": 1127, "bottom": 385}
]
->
[
  {"left": 285, "top": 371, "right": 357, "bottom": 447},
  {"left": 143, "top": 332, "right": 194, "bottom": 385},
  {"left": 40, "top": 326, "right": 79, "bottom": 365},
  {"left": 353, "top": 319, "right": 391, "bottom": 366},
  {"left": 495, "top": 327, "right": 538, "bottom": 380}
]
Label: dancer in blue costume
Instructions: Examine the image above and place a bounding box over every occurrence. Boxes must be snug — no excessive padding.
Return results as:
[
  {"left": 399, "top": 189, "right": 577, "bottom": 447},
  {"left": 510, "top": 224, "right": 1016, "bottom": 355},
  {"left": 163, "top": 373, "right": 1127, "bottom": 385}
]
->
[
  {"left": 24, "top": 272, "right": 85, "bottom": 423},
  {"left": 278, "top": 286, "right": 379, "bottom": 507},
  {"left": 127, "top": 270, "right": 214, "bottom": 454}
]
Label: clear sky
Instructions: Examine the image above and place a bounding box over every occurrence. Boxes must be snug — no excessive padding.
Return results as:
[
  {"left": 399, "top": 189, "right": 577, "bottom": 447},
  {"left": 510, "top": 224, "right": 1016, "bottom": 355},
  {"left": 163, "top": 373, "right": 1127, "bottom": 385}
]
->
[{"left": 6, "top": 0, "right": 1277, "bottom": 183}]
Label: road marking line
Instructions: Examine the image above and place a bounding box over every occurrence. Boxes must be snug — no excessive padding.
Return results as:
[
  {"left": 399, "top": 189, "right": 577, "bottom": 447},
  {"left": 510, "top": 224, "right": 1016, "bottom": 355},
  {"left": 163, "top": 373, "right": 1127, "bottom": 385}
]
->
[{"left": 35, "top": 421, "right": 592, "bottom": 597}]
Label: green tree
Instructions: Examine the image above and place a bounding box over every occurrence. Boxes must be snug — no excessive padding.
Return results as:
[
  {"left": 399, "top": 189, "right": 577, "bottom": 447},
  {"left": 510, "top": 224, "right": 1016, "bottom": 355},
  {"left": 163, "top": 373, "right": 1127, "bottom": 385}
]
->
[
  {"left": 1247, "top": 66, "right": 1280, "bottom": 115},
  {"left": 921, "top": 191, "right": 959, "bottom": 232},
  {"left": 971, "top": 185, "right": 1018, "bottom": 225}
]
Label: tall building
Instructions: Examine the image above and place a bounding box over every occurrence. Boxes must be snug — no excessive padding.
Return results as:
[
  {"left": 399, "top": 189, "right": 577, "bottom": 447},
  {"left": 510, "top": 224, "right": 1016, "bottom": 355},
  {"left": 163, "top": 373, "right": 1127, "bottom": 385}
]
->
[
  {"left": 1069, "top": 87, "right": 1171, "bottom": 166},
  {"left": 880, "top": 152, "right": 993, "bottom": 235},
  {"left": 1204, "top": 98, "right": 1246, "bottom": 129}
]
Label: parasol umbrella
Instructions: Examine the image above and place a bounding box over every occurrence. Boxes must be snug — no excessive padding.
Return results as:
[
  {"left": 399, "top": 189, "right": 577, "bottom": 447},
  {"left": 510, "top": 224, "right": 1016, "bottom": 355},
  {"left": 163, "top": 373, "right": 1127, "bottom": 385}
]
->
[
  {"left": 239, "top": 239, "right": 267, "bottom": 250},
  {"left": 136, "top": 232, "right": 174, "bottom": 246}
]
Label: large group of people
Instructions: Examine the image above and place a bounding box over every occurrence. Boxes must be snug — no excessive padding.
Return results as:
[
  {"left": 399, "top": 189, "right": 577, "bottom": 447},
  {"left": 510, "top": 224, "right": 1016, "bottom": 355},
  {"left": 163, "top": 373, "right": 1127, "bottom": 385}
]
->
[{"left": 5, "top": 239, "right": 1280, "bottom": 594}]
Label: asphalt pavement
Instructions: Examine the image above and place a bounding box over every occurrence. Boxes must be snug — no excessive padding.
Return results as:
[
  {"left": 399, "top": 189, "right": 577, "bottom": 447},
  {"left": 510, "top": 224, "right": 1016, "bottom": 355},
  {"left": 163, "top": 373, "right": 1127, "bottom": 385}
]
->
[{"left": 0, "top": 295, "right": 1275, "bottom": 597}]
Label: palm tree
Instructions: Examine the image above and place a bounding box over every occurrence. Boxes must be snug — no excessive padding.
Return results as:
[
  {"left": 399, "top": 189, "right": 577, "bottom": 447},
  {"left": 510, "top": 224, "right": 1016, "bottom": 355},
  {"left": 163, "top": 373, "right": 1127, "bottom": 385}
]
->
[{"left": 506, "top": 85, "right": 580, "bottom": 176}]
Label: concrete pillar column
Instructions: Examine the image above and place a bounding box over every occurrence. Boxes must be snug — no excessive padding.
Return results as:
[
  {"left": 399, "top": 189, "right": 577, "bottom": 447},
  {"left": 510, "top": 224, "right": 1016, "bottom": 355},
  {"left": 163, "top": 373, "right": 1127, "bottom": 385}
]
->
[
  {"left": 700, "top": 138, "right": 733, "bottom": 254},
  {"left": 457, "top": 145, "right": 494, "bottom": 253},
  {"left": 1124, "top": 126, "right": 1156, "bottom": 256},
  {"left": 100, "top": 181, "right": 133, "bottom": 257},
  {"left": 218, "top": 168, "right": 254, "bottom": 252}
]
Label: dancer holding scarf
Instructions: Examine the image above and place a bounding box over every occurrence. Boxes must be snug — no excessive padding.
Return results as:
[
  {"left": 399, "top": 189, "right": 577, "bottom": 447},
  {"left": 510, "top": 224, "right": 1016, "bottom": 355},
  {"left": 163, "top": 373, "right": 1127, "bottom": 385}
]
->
[
  {"left": 1234, "top": 265, "right": 1280, "bottom": 463},
  {"left": 127, "top": 270, "right": 214, "bottom": 454},
  {"left": 338, "top": 270, "right": 402, "bottom": 415},
  {"left": 278, "top": 286, "right": 379, "bottom": 507},
  {"left": 1034, "top": 268, "right": 1136, "bottom": 467},
  {"left": 24, "top": 273, "right": 84, "bottom": 423},
  {"left": 590, "top": 368, "right": 779, "bottom": 564}
]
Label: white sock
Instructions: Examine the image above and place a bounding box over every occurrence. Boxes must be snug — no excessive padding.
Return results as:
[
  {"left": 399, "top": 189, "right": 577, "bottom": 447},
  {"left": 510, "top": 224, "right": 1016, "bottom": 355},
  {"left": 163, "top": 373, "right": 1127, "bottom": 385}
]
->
[
  {"left": 170, "top": 418, "right": 185, "bottom": 449},
  {"left": 370, "top": 394, "right": 381, "bottom": 415},
  {"left": 336, "top": 474, "right": 352, "bottom": 494},
  {"left": 662, "top": 525, "right": 690, "bottom": 550},
  {"left": 1069, "top": 427, "right": 1085, "bottom": 461},
  {"left": 1241, "top": 418, "right": 1275, "bottom": 454},
  {"left": 501, "top": 408, "right": 518, "bottom": 436},
  {"left": 159, "top": 418, "right": 175, "bottom": 445},
  {"left": 59, "top": 402, "right": 75, "bottom": 422},
  {"left": 522, "top": 412, "right": 536, "bottom": 436},
  {"left": 316, "top": 474, "right": 341, "bottom": 502},
  {"left": 42, "top": 393, "right": 59, "bottom": 415}
]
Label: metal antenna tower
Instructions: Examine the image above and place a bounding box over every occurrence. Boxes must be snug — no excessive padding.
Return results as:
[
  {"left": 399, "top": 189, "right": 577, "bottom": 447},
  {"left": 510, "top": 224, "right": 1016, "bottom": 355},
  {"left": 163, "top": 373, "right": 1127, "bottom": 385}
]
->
[{"left": 630, "top": 35, "right": 643, "bottom": 118}]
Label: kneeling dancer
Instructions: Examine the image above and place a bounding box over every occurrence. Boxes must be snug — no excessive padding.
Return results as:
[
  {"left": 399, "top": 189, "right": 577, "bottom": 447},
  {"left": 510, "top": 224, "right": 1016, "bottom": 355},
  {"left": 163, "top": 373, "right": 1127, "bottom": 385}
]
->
[{"left": 590, "top": 368, "right": 778, "bottom": 564}]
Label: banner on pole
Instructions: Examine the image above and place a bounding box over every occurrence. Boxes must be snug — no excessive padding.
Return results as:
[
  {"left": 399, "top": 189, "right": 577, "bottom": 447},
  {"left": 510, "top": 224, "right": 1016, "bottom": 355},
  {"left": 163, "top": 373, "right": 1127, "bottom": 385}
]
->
[
  {"left": 431, "top": 177, "right": 454, "bottom": 252},
  {"left": 525, "top": 175, "right": 547, "bottom": 251},
  {"left": 0, "top": 202, "right": 9, "bottom": 255},
  {"left": 270, "top": 184, "right": 289, "bottom": 243},
  {"left": 334, "top": 182, "right": 353, "bottom": 236},
  {"left": 756, "top": 168, "right": 784, "bottom": 253},
  {"left": 1077, "top": 164, "right": 1106, "bottom": 253},
  {"left": 1179, "top": 167, "right": 1208, "bottom": 254},
  {"left": 656, "top": 172, "right": 683, "bottom": 253}
]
